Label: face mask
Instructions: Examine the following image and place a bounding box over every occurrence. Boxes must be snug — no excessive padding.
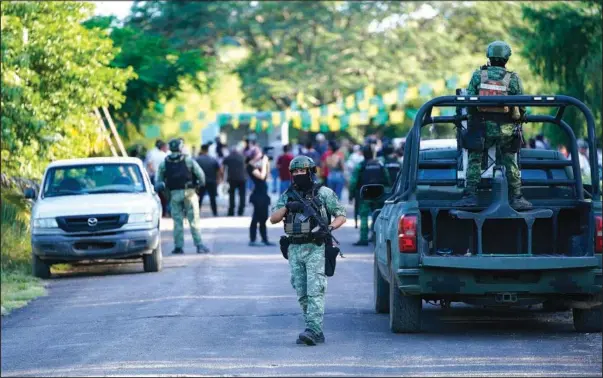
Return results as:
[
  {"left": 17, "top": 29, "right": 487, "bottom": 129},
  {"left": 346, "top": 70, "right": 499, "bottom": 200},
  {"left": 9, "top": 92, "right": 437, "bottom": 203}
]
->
[{"left": 293, "top": 173, "right": 312, "bottom": 191}]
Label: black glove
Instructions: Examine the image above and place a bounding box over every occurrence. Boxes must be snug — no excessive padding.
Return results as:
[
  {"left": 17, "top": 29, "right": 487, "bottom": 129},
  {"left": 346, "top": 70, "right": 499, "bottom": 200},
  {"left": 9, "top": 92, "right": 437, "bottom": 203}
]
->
[
  {"left": 285, "top": 201, "right": 304, "bottom": 212},
  {"left": 312, "top": 229, "right": 329, "bottom": 240}
]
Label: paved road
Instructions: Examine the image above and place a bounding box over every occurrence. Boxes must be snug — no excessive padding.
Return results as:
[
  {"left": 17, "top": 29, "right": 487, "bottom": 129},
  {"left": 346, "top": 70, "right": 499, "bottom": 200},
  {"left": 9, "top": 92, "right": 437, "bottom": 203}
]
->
[{"left": 1, "top": 203, "right": 601, "bottom": 377}]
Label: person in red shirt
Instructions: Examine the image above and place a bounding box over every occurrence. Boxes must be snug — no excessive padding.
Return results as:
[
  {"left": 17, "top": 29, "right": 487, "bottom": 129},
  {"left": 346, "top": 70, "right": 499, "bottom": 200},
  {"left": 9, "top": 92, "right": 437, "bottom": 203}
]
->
[{"left": 276, "top": 144, "right": 294, "bottom": 194}]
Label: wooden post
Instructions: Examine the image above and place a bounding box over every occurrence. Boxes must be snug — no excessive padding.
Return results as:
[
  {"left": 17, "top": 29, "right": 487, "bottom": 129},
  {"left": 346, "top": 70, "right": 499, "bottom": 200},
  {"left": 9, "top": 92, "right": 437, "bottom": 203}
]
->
[
  {"left": 101, "top": 106, "right": 127, "bottom": 157},
  {"left": 93, "top": 109, "right": 118, "bottom": 157}
]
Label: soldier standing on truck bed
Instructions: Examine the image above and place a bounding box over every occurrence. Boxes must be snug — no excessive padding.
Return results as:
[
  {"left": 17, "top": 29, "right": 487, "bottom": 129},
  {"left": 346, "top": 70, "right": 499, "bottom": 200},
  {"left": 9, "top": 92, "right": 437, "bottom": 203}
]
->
[
  {"left": 454, "top": 40, "right": 532, "bottom": 210},
  {"left": 269, "top": 156, "right": 346, "bottom": 346},
  {"left": 349, "top": 143, "right": 392, "bottom": 246},
  {"left": 156, "top": 138, "right": 211, "bottom": 254}
]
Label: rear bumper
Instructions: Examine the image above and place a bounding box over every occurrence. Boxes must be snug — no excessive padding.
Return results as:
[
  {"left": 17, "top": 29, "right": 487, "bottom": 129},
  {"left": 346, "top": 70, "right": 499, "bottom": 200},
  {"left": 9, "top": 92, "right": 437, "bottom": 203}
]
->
[
  {"left": 32, "top": 228, "right": 160, "bottom": 262},
  {"left": 395, "top": 258, "right": 602, "bottom": 297}
]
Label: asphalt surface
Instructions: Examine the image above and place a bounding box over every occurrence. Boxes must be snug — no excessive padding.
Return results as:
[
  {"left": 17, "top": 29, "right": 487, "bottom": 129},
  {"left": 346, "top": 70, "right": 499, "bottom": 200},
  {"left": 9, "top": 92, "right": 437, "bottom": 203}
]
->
[{"left": 1, "top": 198, "right": 602, "bottom": 377}]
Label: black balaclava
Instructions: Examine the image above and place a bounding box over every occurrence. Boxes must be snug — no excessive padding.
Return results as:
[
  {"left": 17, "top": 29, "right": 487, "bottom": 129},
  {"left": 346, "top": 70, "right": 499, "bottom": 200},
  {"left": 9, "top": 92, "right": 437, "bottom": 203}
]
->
[{"left": 293, "top": 169, "right": 314, "bottom": 192}]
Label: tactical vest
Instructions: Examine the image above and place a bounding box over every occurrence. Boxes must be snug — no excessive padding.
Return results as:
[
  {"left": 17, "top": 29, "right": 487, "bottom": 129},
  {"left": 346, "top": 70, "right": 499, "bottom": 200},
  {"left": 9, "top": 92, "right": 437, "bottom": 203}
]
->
[
  {"left": 164, "top": 156, "right": 194, "bottom": 190},
  {"left": 359, "top": 159, "right": 388, "bottom": 188},
  {"left": 283, "top": 186, "right": 330, "bottom": 238},
  {"left": 384, "top": 158, "right": 401, "bottom": 183},
  {"left": 477, "top": 69, "right": 512, "bottom": 113}
]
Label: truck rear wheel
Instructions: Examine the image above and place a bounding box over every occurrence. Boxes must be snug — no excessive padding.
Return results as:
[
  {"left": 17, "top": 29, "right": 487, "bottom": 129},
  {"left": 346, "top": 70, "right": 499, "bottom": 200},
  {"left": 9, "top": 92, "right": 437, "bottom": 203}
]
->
[
  {"left": 572, "top": 306, "right": 602, "bottom": 332},
  {"left": 32, "top": 254, "right": 51, "bottom": 279},
  {"left": 389, "top": 266, "right": 421, "bottom": 333},
  {"left": 143, "top": 243, "right": 162, "bottom": 273},
  {"left": 374, "top": 253, "right": 389, "bottom": 314}
]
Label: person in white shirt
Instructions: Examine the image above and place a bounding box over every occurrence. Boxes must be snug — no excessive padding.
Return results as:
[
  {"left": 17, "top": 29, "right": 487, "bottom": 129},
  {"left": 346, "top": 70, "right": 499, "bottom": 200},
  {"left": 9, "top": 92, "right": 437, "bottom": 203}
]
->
[
  {"left": 568, "top": 139, "right": 591, "bottom": 184},
  {"left": 145, "top": 139, "right": 168, "bottom": 184}
]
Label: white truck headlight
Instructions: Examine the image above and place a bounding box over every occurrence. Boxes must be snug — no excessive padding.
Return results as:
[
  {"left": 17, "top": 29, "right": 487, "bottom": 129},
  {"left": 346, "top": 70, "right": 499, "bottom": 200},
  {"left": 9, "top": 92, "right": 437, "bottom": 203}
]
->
[
  {"left": 129, "top": 212, "right": 153, "bottom": 224},
  {"left": 33, "top": 218, "right": 59, "bottom": 229}
]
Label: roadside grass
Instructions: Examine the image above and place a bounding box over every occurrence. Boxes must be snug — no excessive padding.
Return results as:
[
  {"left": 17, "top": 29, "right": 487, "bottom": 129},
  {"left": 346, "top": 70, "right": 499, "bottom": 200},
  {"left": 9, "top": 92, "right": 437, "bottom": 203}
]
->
[{"left": 0, "top": 198, "right": 46, "bottom": 316}]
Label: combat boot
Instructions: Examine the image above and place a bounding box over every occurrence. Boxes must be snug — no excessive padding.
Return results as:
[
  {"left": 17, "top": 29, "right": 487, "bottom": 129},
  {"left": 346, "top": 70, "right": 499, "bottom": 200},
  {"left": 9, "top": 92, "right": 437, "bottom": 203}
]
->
[
  {"left": 298, "top": 329, "right": 323, "bottom": 346},
  {"left": 297, "top": 330, "right": 325, "bottom": 344},
  {"left": 453, "top": 193, "right": 478, "bottom": 207},
  {"left": 510, "top": 195, "right": 533, "bottom": 210},
  {"left": 171, "top": 247, "right": 184, "bottom": 254},
  {"left": 196, "top": 244, "right": 210, "bottom": 254}
]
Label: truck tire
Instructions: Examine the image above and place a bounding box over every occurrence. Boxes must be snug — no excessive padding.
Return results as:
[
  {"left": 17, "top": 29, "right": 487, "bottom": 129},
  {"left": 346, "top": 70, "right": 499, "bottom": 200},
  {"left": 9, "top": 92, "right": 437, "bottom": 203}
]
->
[
  {"left": 389, "top": 266, "right": 422, "bottom": 333},
  {"left": 143, "top": 243, "right": 162, "bottom": 273},
  {"left": 572, "top": 306, "right": 602, "bottom": 332},
  {"left": 374, "top": 252, "right": 390, "bottom": 314},
  {"left": 32, "top": 254, "right": 51, "bottom": 279}
]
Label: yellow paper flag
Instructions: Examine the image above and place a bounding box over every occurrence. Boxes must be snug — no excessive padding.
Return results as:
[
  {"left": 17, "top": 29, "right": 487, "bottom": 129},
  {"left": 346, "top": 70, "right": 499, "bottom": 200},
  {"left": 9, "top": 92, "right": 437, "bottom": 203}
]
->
[
  {"left": 345, "top": 95, "right": 355, "bottom": 109},
  {"left": 383, "top": 90, "right": 397, "bottom": 105},
  {"left": 249, "top": 116, "right": 257, "bottom": 130},
  {"left": 405, "top": 86, "right": 419, "bottom": 101},
  {"left": 349, "top": 112, "right": 361, "bottom": 127},
  {"left": 389, "top": 110, "right": 405, "bottom": 124},
  {"left": 365, "top": 85, "right": 375, "bottom": 99},
  {"left": 432, "top": 79, "right": 446, "bottom": 94},
  {"left": 271, "top": 112, "right": 280, "bottom": 126},
  {"left": 232, "top": 116, "right": 240, "bottom": 129},
  {"left": 369, "top": 104, "right": 379, "bottom": 117},
  {"left": 329, "top": 117, "right": 340, "bottom": 132},
  {"left": 292, "top": 113, "right": 301, "bottom": 129}
]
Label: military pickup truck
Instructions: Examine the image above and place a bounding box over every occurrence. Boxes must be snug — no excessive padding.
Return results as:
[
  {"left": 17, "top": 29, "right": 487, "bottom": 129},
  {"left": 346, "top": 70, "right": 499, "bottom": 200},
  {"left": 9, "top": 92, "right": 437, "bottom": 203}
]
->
[{"left": 363, "top": 94, "right": 602, "bottom": 333}]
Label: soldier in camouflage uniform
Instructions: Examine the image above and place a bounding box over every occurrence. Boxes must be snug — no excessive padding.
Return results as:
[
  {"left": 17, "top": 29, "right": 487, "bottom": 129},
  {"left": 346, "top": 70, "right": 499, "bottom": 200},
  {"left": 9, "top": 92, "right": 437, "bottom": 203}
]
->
[
  {"left": 156, "top": 138, "right": 211, "bottom": 254},
  {"left": 270, "top": 156, "right": 346, "bottom": 346},
  {"left": 455, "top": 41, "right": 532, "bottom": 210},
  {"left": 349, "top": 144, "right": 392, "bottom": 246}
]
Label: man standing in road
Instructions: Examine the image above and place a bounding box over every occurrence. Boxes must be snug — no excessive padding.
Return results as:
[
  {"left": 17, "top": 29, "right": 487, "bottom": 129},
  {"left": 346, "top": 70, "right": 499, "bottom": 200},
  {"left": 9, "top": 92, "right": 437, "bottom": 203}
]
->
[
  {"left": 349, "top": 143, "right": 391, "bottom": 246},
  {"left": 146, "top": 139, "right": 169, "bottom": 217},
  {"left": 156, "top": 138, "right": 211, "bottom": 254},
  {"left": 195, "top": 143, "right": 222, "bottom": 217},
  {"left": 222, "top": 144, "right": 248, "bottom": 216},
  {"left": 270, "top": 156, "right": 346, "bottom": 346}
]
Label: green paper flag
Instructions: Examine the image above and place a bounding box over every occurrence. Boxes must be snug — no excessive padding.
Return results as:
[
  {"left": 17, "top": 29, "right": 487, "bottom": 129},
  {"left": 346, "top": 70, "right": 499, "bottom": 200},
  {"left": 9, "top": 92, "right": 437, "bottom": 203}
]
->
[
  {"left": 145, "top": 124, "right": 161, "bottom": 138},
  {"left": 179, "top": 120, "right": 192, "bottom": 132}
]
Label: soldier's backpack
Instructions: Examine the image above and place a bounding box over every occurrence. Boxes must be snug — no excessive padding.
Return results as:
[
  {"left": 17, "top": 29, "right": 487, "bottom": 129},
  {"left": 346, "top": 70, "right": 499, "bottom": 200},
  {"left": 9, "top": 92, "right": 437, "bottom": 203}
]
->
[
  {"left": 360, "top": 159, "right": 388, "bottom": 187},
  {"left": 477, "top": 69, "right": 512, "bottom": 113}
]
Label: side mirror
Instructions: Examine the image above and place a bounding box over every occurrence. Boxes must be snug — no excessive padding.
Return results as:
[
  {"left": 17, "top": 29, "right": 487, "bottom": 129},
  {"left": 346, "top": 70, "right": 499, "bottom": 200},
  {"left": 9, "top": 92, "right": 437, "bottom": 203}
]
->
[
  {"left": 360, "top": 184, "right": 385, "bottom": 201},
  {"left": 24, "top": 187, "right": 37, "bottom": 200}
]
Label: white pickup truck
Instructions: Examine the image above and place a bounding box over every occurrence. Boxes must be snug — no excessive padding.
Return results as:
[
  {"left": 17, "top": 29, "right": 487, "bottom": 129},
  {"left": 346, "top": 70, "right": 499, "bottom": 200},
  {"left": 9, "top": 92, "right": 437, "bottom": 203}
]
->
[{"left": 24, "top": 157, "right": 163, "bottom": 278}]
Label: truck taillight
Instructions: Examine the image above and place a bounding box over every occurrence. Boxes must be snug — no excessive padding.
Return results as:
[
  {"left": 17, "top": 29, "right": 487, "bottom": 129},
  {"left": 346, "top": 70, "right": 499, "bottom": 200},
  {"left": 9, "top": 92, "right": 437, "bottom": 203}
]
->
[
  {"left": 398, "top": 215, "right": 417, "bottom": 253},
  {"left": 595, "top": 215, "right": 602, "bottom": 253}
]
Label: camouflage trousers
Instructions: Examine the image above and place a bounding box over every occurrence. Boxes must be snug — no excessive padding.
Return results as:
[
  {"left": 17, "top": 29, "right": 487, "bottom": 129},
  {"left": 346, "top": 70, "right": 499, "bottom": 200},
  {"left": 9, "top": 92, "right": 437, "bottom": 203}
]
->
[
  {"left": 288, "top": 243, "right": 327, "bottom": 334},
  {"left": 359, "top": 200, "right": 382, "bottom": 242},
  {"left": 170, "top": 189, "right": 203, "bottom": 249},
  {"left": 466, "top": 123, "right": 521, "bottom": 197}
]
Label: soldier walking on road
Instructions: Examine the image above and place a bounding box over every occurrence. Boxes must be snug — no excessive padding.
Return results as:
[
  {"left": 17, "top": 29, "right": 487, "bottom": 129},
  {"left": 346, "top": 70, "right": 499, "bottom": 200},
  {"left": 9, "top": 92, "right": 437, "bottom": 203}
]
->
[
  {"left": 270, "top": 156, "right": 346, "bottom": 346},
  {"left": 156, "top": 138, "right": 211, "bottom": 254}
]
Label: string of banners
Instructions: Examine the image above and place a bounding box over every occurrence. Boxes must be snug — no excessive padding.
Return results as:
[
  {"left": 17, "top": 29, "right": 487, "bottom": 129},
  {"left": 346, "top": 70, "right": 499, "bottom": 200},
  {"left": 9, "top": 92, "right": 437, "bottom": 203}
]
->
[{"left": 145, "top": 73, "right": 473, "bottom": 138}]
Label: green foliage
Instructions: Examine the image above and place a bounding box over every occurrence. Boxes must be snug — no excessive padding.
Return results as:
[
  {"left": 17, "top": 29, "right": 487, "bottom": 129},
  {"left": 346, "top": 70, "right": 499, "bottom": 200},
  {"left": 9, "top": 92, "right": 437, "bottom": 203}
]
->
[
  {"left": 83, "top": 10, "right": 216, "bottom": 140},
  {"left": 512, "top": 2, "right": 602, "bottom": 147},
  {"left": 1, "top": 2, "right": 135, "bottom": 179}
]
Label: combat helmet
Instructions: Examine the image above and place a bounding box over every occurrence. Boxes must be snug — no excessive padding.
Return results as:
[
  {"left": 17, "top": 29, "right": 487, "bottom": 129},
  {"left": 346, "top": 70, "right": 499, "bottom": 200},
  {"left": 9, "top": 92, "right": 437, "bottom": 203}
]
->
[
  {"left": 168, "top": 138, "right": 184, "bottom": 153},
  {"left": 289, "top": 155, "right": 317, "bottom": 174},
  {"left": 486, "top": 41, "right": 512, "bottom": 61}
]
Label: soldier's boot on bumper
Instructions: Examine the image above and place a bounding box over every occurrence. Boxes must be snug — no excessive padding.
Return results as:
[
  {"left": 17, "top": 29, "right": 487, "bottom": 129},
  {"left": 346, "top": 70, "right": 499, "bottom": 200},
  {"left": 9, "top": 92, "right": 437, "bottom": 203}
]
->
[
  {"left": 510, "top": 195, "right": 533, "bottom": 210},
  {"left": 453, "top": 192, "right": 478, "bottom": 207},
  {"left": 298, "top": 329, "right": 324, "bottom": 345}
]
